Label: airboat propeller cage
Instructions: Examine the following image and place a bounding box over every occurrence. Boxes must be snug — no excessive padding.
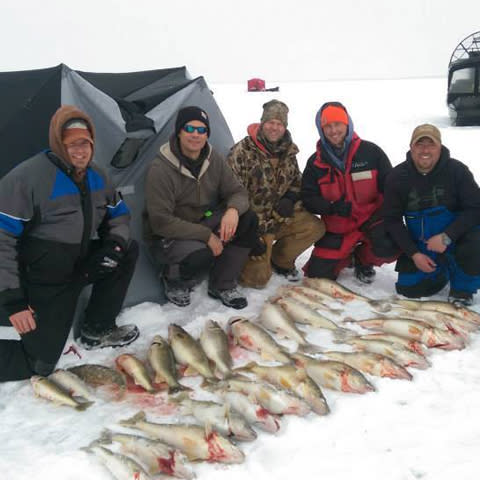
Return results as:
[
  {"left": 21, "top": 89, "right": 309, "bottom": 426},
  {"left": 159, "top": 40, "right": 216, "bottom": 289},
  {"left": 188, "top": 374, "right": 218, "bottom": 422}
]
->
[{"left": 447, "top": 31, "right": 480, "bottom": 126}]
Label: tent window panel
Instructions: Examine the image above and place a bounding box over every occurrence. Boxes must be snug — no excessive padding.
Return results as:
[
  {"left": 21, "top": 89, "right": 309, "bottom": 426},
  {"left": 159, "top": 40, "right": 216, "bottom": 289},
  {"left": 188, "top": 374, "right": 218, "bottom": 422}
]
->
[{"left": 450, "top": 68, "right": 476, "bottom": 94}]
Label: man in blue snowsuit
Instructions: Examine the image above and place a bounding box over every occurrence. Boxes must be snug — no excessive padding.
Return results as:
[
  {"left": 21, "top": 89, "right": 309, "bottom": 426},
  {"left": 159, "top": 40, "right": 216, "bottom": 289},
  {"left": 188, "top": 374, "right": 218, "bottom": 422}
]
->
[{"left": 383, "top": 124, "right": 480, "bottom": 306}]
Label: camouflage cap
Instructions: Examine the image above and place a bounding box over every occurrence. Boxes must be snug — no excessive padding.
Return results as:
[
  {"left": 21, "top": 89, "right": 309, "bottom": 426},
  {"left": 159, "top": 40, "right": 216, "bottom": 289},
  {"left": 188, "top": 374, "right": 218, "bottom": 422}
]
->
[
  {"left": 410, "top": 124, "right": 441, "bottom": 146},
  {"left": 261, "top": 99, "right": 289, "bottom": 127}
]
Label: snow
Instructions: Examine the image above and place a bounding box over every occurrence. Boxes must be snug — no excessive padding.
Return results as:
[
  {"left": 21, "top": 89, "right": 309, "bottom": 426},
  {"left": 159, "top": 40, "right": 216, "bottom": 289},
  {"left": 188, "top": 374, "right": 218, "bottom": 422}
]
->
[{"left": 2, "top": 76, "right": 480, "bottom": 480}]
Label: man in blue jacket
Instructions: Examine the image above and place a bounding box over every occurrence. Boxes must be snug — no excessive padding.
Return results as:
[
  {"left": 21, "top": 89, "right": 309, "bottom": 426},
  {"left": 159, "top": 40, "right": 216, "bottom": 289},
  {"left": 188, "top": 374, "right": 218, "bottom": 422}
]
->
[
  {"left": 0, "top": 105, "right": 139, "bottom": 381},
  {"left": 383, "top": 124, "right": 480, "bottom": 306}
]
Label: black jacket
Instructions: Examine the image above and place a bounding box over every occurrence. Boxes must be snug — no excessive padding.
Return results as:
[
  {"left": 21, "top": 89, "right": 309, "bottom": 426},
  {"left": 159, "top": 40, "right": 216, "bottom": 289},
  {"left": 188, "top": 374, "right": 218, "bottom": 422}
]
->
[{"left": 383, "top": 146, "right": 480, "bottom": 257}]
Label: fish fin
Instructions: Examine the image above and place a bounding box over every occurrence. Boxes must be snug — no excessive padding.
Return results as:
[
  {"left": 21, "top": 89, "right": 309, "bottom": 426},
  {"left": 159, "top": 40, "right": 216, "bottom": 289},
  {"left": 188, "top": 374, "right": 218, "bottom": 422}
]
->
[
  {"left": 97, "top": 429, "right": 113, "bottom": 445},
  {"left": 369, "top": 300, "right": 392, "bottom": 313},
  {"left": 119, "top": 410, "right": 146, "bottom": 426},
  {"left": 75, "top": 400, "right": 94, "bottom": 411},
  {"left": 341, "top": 316, "right": 356, "bottom": 324},
  {"left": 234, "top": 361, "right": 257, "bottom": 372},
  {"left": 168, "top": 383, "right": 192, "bottom": 394},
  {"left": 297, "top": 344, "right": 324, "bottom": 355},
  {"left": 332, "top": 327, "right": 357, "bottom": 342}
]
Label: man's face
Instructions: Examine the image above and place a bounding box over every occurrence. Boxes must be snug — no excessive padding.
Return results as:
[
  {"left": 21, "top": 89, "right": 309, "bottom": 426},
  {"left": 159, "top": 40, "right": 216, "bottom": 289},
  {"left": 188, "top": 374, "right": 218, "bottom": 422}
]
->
[
  {"left": 178, "top": 120, "right": 208, "bottom": 159},
  {"left": 323, "top": 122, "right": 348, "bottom": 148},
  {"left": 410, "top": 137, "right": 441, "bottom": 174},
  {"left": 261, "top": 119, "right": 286, "bottom": 143},
  {"left": 65, "top": 139, "right": 93, "bottom": 174}
]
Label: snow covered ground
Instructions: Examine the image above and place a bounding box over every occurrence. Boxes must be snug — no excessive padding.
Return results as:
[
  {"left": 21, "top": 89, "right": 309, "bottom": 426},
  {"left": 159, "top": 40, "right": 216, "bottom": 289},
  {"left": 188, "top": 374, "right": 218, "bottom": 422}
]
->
[{"left": 2, "top": 77, "right": 480, "bottom": 480}]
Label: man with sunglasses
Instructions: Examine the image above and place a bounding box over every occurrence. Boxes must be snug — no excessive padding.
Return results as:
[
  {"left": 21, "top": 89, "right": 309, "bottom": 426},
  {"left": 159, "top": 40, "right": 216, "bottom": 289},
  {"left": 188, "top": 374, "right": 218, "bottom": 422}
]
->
[
  {"left": 0, "top": 105, "right": 139, "bottom": 381},
  {"left": 383, "top": 124, "right": 480, "bottom": 306},
  {"left": 301, "top": 102, "right": 399, "bottom": 283},
  {"left": 227, "top": 100, "right": 325, "bottom": 288},
  {"left": 145, "top": 106, "right": 257, "bottom": 309}
]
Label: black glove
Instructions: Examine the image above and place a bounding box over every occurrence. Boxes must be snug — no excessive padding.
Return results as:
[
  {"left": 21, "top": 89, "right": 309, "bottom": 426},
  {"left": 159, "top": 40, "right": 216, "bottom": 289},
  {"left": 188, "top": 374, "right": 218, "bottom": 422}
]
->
[
  {"left": 330, "top": 196, "right": 352, "bottom": 217},
  {"left": 250, "top": 237, "right": 267, "bottom": 258},
  {"left": 275, "top": 197, "right": 295, "bottom": 218},
  {"left": 79, "top": 240, "right": 125, "bottom": 282}
]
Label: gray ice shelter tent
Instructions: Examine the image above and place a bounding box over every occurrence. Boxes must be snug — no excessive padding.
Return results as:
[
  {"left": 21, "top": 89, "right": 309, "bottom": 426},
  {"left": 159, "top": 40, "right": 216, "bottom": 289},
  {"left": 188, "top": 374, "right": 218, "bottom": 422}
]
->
[{"left": 0, "top": 63, "right": 235, "bottom": 313}]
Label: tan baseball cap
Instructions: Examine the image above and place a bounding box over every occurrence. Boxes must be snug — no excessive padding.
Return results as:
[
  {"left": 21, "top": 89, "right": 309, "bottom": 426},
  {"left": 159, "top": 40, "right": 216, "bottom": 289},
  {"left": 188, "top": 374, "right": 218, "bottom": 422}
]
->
[{"left": 410, "top": 124, "right": 441, "bottom": 146}]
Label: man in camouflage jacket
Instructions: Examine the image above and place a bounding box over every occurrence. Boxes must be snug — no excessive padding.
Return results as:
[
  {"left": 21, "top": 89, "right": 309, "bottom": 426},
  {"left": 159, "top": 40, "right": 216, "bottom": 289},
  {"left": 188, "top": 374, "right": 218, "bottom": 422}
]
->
[{"left": 228, "top": 100, "right": 325, "bottom": 287}]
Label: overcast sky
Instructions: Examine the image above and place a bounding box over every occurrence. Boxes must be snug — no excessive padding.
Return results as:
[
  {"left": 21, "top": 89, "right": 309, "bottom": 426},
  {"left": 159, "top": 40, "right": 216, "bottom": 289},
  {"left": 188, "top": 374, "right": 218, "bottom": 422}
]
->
[{"left": 2, "top": 0, "right": 480, "bottom": 82}]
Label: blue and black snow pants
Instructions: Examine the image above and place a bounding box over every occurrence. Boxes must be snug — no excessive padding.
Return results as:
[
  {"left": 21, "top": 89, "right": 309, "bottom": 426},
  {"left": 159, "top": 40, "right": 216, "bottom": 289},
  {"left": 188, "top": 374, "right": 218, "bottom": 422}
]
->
[{"left": 395, "top": 206, "right": 480, "bottom": 298}]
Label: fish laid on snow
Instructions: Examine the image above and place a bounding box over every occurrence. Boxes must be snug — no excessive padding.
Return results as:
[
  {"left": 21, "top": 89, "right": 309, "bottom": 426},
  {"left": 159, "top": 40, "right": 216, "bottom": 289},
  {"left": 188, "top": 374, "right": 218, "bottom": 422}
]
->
[
  {"left": 321, "top": 351, "right": 413, "bottom": 380},
  {"left": 98, "top": 429, "right": 195, "bottom": 479},
  {"left": 238, "top": 362, "right": 329, "bottom": 415},
  {"left": 259, "top": 302, "right": 314, "bottom": 348},
  {"left": 31, "top": 375, "right": 94, "bottom": 410},
  {"left": 199, "top": 320, "right": 233, "bottom": 379},
  {"left": 345, "top": 337, "right": 431, "bottom": 369},
  {"left": 229, "top": 317, "right": 292, "bottom": 363},
  {"left": 177, "top": 397, "right": 257, "bottom": 441},
  {"left": 222, "top": 391, "right": 281, "bottom": 433},
  {"left": 392, "top": 298, "right": 480, "bottom": 324},
  {"left": 348, "top": 318, "right": 466, "bottom": 350},
  {"left": 302, "top": 277, "right": 391, "bottom": 312},
  {"left": 84, "top": 445, "right": 151, "bottom": 480},
  {"left": 276, "top": 285, "right": 343, "bottom": 315},
  {"left": 217, "top": 376, "right": 311, "bottom": 416},
  {"left": 116, "top": 353, "right": 156, "bottom": 393},
  {"left": 119, "top": 411, "right": 244, "bottom": 464},
  {"left": 354, "top": 333, "right": 426, "bottom": 356},
  {"left": 273, "top": 296, "right": 352, "bottom": 342},
  {"left": 67, "top": 364, "right": 126, "bottom": 398},
  {"left": 48, "top": 369, "right": 94, "bottom": 401},
  {"left": 148, "top": 335, "right": 187, "bottom": 393},
  {"left": 292, "top": 353, "right": 375, "bottom": 394},
  {"left": 168, "top": 324, "right": 216, "bottom": 381}
]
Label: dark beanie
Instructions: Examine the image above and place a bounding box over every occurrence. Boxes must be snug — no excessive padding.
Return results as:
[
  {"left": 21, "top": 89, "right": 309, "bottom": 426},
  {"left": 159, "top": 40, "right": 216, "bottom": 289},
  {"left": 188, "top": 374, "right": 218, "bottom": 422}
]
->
[{"left": 175, "top": 106, "right": 210, "bottom": 137}]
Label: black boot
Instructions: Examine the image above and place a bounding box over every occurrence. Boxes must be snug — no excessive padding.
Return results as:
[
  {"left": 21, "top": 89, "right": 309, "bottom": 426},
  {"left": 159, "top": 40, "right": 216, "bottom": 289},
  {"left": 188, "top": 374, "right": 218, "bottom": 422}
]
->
[
  {"left": 448, "top": 289, "right": 474, "bottom": 307},
  {"left": 354, "top": 264, "right": 376, "bottom": 284},
  {"left": 79, "top": 324, "right": 139, "bottom": 350}
]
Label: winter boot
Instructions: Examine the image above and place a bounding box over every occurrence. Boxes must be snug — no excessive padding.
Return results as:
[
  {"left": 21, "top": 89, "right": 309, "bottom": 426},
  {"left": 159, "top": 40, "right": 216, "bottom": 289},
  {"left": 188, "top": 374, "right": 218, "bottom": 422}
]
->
[
  {"left": 208, "top": 286, "right": 248, "bottom": 309},
  {"left": 448, "top": 289, "right": 474, "bottom": 307},
  {"left": 354, "top": 264, "right": 376, "bottom": 284},
  {"left": 163, "top": 277, "right": 191, "bottom": 307},
  {"left": 79, "top": 324, "right": 139, "bottom": 350},
  {"left": 271, "top": 261, "right": 301, "bottom": 282}
]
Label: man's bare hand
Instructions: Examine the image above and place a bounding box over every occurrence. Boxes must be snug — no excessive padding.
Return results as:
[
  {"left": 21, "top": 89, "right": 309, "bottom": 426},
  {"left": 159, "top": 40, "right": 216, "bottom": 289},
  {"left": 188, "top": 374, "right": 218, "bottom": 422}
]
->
[
  {"left": 9, "top": 308, "right": 37, "bottom": 334},
  {"left": 207, "top": 233, "right": 224, "bottom": 256},
  {"left": 426, "top": 234, "right": 447, "bottom": 253},
  {"left": 412, "top": 252, "right": 437, "bottom": 273},
  {"left": 219, "top": 208, "right": 239, "bottom": 243}
]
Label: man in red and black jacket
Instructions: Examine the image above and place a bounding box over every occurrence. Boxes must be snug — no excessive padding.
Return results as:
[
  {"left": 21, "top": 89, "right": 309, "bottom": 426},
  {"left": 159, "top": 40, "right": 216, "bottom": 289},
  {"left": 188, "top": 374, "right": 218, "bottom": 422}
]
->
[{"left": 301, "top": 101, "right": 399, "bottom": 282}]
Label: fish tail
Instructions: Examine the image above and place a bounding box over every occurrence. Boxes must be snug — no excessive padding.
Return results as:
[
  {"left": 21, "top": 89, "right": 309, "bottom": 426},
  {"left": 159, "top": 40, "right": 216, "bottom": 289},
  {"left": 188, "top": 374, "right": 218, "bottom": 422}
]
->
[
  {"left": 75, "top": 400, "right": 94, "bottom": 411},
  {"left": 332, "top": 327, "right": 357, "bottom": 342},
  {"left": 297, "top": 343, "right": 324, "bottom": 355},
  {"left": 119, "top": 410, "right": 146, "bottom": 426},
  {"left": 369, "top": 300, "right": 392, "bottom": 313},
  {"left": 97, "top": 429, "right": 113, "bottom": 445}
]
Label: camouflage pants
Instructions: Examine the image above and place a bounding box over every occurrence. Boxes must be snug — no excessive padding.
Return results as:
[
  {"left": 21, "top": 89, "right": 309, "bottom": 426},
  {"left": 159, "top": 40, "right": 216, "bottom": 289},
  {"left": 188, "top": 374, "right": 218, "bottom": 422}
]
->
[{"left": 239, "top": 209, "right": 325, "bottom": 288}]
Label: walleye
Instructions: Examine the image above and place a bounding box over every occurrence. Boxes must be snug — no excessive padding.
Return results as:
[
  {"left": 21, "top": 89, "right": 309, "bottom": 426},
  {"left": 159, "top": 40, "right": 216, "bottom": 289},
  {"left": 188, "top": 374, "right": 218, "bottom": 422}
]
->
[
  {"left": 222, "top": 391, "right": 281, "bottom": 433},
  {"left": 98, "top": 430, "right": 194, "bottom": 479},
  {"left": 321, "top": 351, "right": 413, "bottom": 380},
  {"left": 273, "top": 296, "right": 352, "bottom": 341},
  {"left": 217, "top": 376, "right": 311, "bottom": 416},
  {"left": 292, "top": 353, "right": 375, "bottom": 394},
  {"left": 238, "top": 362, "right": 329, "bottom": 415},
  {"left": 392, "top": 298, "right": 480, "bottom": 324},
  {"left": 354, "top": 333, "right": 427, "bottom": 356},
  {"left": 259, "top": 302, "right": 313, "bottom": 347},
  {"left": 276, "top": 285, "right": 342, "bottom": 314},
  {"left": 31, "top": 375, "right": 94, "bottom": 410},
  {"left": 345, "top": 337, "right": 431, "bottom": 369},
  {"left": 168, "top": 324, "right": 216, "bottom": 381},
  {"left": 229, "top": 317, "right": 292, "bottom": 363},
  {"left": 148, "top": 335, "right": 187, "bottom": 393},
  {"left": 303, "top": 277, "right": 391, "bottom": 312},
  {"left": 348, "top": 318, "right": 466, "bottom": 350},
  {"left": 67, "top": 364, "right": 126, "bottom": 398},
  {"left": 84, "top": 445, "right": 151, "bottom": 480},
  {"left": 116, "top": 353, "right": 156, "bottom": 393},
  {"left": 119, "top": 411, "right": 245, "bottom": 464},
  {"left": 48, "top": 369, "right": 94, "bottom": 401},
  {"left": 199, "top": 320, "right": 233, "bottom": 379},
  {"left": 177, "top": 397, "right": 257, "bottom": 441}
]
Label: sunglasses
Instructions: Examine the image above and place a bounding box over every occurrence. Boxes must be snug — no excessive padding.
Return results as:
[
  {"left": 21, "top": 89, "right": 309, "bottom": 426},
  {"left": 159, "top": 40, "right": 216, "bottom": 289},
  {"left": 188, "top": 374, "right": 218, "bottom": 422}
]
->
[{"left": 183, "top": 124, "right": 208, "bottom": 134}]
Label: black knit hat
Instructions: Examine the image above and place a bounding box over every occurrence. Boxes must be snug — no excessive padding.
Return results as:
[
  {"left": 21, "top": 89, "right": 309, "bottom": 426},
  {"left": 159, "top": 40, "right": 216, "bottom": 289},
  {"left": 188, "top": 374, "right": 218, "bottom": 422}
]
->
[{"left": 175, "top": 106, "right": 210, "bottom": 137}]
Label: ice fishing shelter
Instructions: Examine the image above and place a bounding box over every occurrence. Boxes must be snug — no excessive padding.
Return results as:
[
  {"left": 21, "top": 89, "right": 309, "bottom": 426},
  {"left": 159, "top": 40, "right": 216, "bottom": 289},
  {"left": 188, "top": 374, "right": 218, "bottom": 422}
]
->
[{"left": 0, "top": 63, "right": 235, "bottom": 309}]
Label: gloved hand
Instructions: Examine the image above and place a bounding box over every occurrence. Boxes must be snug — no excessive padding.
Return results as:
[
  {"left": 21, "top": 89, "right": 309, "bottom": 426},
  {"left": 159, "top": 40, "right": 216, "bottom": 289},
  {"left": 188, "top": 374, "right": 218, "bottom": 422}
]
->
[
  {"left": 250, "top": 237, "right": 267, "bottom": 261},
  {"left": 274, "top": 197, "right": 295, "bottom": 219},
  {"left": 79, "top": 240, "right": 125, "bottom": 282},
  {"left": 330, "top": 196, "right": 352, "bottom": 217}
]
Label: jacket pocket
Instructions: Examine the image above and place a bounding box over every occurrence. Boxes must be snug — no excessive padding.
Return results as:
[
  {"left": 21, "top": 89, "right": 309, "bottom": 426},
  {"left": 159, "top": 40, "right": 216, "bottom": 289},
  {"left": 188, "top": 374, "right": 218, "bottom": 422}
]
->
[{"left": 351, "top": 170, "right": 378, "bottom": 204}]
